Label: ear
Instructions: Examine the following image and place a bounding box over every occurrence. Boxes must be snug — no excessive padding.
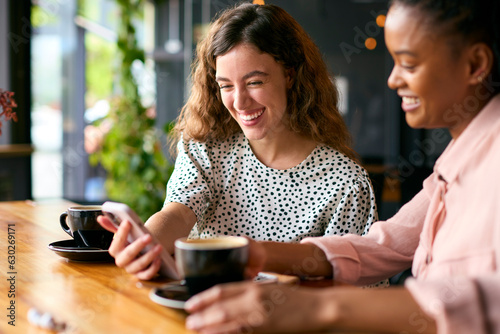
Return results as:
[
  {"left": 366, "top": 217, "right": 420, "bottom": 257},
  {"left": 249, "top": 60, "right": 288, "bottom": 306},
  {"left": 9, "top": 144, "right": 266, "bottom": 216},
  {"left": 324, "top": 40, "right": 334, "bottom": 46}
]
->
[
  {"left": 285, "top": 68, "right": 295, "bottom": 89},
  {"left": 467, "top": 42, "right": 494, "bottom": 85}
]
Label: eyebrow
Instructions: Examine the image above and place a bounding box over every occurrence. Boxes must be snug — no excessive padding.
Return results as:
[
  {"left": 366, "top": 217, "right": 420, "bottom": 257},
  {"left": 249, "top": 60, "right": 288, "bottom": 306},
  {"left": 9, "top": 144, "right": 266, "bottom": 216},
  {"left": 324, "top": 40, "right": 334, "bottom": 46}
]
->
[
  {"left": 393, "top": 50, "right": 417, "bottom": 57},
  {"left": 215, "top": 70, "right": 269, "bottom": 82}
]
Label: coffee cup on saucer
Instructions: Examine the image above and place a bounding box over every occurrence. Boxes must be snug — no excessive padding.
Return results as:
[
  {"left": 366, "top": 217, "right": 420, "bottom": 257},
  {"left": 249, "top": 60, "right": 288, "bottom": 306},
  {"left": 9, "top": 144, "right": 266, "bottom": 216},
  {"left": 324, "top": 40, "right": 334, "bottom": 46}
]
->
[
  {"left": 174, "top": 236, "right": 249, "bottom": 296},
  {"left": 59, "top": 206, "right": 113, "bottom": 249}
]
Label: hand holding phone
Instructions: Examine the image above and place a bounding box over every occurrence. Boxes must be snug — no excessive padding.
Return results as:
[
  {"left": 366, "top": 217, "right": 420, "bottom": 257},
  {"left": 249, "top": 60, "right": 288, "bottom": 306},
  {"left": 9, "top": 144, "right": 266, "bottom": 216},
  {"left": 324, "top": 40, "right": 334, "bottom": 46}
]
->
[{"left": 101, "top": 201, "right": 180, "bottom": 280}]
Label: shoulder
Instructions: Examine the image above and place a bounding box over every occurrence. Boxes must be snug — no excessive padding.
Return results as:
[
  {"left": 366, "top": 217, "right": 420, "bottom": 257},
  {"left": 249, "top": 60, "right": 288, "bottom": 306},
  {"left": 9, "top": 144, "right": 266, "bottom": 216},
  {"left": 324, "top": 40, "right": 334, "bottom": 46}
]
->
[
  {"left": 177, "top": 132, "right": 246, "bottom": 164},
  {"left": 313, "top": 145, "right": 369, "bottom": 180},
  {"left": 179, "top": 132, "right": 244, "bottom": 152},
  {"left": 205, "top": 132, "right": 246, "bottom": 157}
]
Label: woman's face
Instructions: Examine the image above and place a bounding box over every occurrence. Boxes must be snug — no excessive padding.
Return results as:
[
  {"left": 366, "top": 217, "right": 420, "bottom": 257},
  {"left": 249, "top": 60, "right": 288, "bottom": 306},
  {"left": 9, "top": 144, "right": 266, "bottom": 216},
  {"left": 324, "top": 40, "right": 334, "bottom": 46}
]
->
[
  {"left": 215, "top": 43, "right": 292, "bottom": 142},
  {"left": 385, "top": 5, "right": 479, "bottom": 137}
]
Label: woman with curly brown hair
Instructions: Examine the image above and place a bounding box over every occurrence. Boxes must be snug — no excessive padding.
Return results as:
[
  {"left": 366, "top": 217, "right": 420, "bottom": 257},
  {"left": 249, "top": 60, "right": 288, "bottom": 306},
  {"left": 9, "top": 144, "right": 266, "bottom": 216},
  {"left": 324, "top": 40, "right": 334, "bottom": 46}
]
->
[
  {"left": 174, "top": 3, "right": 356, "bottom": 160},
  {"left": 99, "top": 2, "right": 377, "bottom": 281}
]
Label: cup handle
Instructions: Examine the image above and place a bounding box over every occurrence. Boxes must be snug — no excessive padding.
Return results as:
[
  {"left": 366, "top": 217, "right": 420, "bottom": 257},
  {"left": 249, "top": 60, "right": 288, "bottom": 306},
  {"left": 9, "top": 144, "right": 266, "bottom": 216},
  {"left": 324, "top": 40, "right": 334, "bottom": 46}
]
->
[{"left": 59, "top": 212, "right": 72, "bottom": 237}]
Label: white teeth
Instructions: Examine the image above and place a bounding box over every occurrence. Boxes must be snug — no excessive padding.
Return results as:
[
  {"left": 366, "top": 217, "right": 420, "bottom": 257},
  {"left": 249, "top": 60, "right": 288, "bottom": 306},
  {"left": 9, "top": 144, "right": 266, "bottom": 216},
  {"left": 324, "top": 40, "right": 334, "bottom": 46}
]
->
[
  {"left": 402, "top": 96, "right": 420, "bottom": 105},
  {"left": 240, "top": 109, "right": 264, "bottom": 121}
]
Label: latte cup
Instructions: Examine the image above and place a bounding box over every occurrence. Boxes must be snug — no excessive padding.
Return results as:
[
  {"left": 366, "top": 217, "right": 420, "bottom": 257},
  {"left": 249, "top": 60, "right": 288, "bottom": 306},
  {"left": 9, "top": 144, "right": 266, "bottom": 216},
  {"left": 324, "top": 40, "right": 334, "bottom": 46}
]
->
[
  {"left": 175, "top": 236, "right": 249, "bottom": 296},
  {"left": 59, "top": 206, "right": 113, "bottom": 249}
]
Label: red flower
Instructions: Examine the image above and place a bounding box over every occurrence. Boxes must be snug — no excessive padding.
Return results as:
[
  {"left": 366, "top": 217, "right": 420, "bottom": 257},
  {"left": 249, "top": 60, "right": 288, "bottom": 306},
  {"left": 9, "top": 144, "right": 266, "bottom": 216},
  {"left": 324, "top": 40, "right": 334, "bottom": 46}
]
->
[{"left": 0, "top": 89, "right": 18, "bottom": 136}]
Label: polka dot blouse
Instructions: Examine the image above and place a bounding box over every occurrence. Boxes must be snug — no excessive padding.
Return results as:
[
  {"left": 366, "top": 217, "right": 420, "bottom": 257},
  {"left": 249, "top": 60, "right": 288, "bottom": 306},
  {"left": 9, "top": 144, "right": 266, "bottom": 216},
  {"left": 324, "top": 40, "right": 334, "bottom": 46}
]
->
[{"left": 165, "top": 132, "right": 378, "bottom": 242}]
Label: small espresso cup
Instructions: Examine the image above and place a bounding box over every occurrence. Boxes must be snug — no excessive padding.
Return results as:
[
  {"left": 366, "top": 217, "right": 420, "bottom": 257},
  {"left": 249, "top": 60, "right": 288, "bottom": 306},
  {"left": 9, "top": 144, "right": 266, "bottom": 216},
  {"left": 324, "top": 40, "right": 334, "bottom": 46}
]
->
[
  {"left": 175, "top": 236, "right": 249, "bottom": 296},
  {"left": 59, "top": 206, "right": 113, "bottom": 249}
]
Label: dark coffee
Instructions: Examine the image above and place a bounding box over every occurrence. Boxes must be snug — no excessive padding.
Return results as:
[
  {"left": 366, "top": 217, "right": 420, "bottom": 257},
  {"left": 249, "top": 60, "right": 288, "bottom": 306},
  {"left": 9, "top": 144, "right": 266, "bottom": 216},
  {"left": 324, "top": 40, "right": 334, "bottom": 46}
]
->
[
  {"left": 60, "top": 206, "right": 113, "bottom": 249},
  {"left": 185, "top": 273, "right": 245, "bottom": 296},
  {"left": 175, "top": 237, "right": 249, "bottom": 296}
]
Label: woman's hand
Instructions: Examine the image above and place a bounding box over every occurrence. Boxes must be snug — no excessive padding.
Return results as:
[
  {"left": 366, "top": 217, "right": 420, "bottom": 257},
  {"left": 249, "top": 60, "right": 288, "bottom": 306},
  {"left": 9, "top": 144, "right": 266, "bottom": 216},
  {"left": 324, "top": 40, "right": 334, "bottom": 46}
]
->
[
  {"left": 244, "top": 239, "right": 267, "bottom": 279},
  {"left": 97, "top": 216, "right": 163, "bottom": 280},
  {"left": 184, "top": 281, "right": 437, "bottom": 334},
  {"left": 184, "top": 282, "right": 335, "bottom": 334}
]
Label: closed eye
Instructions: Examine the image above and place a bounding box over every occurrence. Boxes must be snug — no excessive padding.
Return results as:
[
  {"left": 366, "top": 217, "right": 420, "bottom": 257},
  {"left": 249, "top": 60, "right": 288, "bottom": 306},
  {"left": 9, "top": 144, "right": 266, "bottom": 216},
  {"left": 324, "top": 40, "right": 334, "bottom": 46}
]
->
[
  {"left": 402, "top": 64, "right": 416, "bottom": 71},
  {"left": 218, "top": 83, "right": 233, "bottom": 90}
]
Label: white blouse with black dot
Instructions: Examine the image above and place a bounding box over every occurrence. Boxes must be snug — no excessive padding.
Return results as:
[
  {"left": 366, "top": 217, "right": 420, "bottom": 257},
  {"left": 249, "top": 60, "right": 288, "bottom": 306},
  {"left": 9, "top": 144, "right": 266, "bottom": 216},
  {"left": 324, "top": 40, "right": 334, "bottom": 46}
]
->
[{"left": 166, "top": 132, "right": 378, "bottom": 242}]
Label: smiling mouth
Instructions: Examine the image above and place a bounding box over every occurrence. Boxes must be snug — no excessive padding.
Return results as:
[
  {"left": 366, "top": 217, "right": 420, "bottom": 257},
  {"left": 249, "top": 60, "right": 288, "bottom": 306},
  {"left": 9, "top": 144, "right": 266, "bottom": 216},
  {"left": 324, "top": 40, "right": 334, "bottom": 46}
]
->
[
  {"left": 402, "top": 96, "right": 421, "bottom": 105},
  {"left": 240, "top": 109, "right": 264, "bottom": 121}
]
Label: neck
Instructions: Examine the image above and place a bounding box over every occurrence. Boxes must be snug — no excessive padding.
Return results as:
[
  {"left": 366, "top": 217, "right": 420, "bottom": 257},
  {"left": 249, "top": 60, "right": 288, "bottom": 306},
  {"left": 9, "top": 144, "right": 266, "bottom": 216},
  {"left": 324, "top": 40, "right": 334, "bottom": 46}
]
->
[
  {"left": 449, "top": 94, "right": 493, "bottom": 139},
  {"left": 248, "top": 132, "right": 317, "bottom": 170}
]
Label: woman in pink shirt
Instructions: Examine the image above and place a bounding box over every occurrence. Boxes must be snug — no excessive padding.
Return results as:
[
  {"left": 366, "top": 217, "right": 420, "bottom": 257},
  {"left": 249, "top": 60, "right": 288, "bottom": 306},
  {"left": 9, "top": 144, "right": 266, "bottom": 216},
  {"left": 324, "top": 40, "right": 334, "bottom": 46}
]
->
[{"left": 184, "top": 0, "right": 500, "bottom": 333}]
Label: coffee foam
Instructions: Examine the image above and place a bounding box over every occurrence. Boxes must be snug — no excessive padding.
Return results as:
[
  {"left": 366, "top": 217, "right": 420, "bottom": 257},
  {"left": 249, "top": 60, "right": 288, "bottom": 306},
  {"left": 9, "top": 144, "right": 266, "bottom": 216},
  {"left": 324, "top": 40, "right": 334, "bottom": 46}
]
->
[{"left": 69, "top": 206, "right": 102, "bottom": 211}]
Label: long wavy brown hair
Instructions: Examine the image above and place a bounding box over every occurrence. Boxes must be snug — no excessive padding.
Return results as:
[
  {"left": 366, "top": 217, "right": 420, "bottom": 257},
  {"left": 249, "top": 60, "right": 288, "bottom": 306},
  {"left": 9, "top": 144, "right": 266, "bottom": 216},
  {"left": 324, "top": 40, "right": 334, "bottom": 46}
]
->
[{"left": 172, "top": 2, "right": 357, "bottom": 161}]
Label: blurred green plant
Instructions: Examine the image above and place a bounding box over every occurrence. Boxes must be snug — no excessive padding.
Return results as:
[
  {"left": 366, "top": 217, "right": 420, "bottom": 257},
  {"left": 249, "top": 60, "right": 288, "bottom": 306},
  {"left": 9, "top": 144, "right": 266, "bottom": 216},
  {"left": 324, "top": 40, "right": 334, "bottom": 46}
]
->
[
  {"left": 89, "top": 0, "right": 174, "bottom": 221},
  {"left": 85, "top": 33, "right": 116, "bottom": 106}
]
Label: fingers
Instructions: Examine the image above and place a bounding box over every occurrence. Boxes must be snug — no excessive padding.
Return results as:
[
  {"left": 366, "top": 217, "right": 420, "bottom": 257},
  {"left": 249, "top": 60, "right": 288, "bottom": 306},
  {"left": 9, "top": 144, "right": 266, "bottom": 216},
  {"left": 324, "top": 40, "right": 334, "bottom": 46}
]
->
[
  {"left": 245, "top": 266, "right": 261, "bottom": 280},
  {"left": 185, "top": 282, "right": 248, "bottom": 313},
  {"left": 108, "top": 220, "right": 162, "bottom": 280},
  {"left": 185, "top": 285, "right": 225, "bottom": 313},
  {"left": 108, "top": 219, "right": 132, "bottom": 256},
  {"left": 185, "top": 282, "right": 262, "bottom": 333},
  {"left": 245, "top": 240, "right": 266, "bottom": 279},
  {"left": 120, "top": 242, "right": 162, "bottom": 276},
  {"left": 97, "top": 215, "right": 118, "bottom": 233},
  {"left": 187, "top": 318, "right": 243, "bottom": 334},
  {"left": 135, "top": 256, "right": 162, "bottom": 281}
]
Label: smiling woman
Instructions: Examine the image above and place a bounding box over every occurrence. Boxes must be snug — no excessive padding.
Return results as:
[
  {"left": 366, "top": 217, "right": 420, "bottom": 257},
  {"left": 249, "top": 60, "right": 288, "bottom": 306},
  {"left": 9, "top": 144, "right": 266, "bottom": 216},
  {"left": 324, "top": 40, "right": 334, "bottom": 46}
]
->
[
  {"left": 163, "top": 2, "right": 377, "bottom": 243},
  {"left": 385, "top": 3, "right": 493, "bottom": 137},
  {"left": 97, "top": 2, "right": 379, "bottom": 282}
]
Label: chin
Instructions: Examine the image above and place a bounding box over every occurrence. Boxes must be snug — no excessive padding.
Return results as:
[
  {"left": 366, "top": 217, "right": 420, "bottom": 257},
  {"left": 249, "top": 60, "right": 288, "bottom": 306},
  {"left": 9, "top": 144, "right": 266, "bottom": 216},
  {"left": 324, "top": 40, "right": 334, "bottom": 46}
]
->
[
  {"left": 242, "top": 132, "right": 261, "bottom": 141},
  {"left": 241, "top": 128, "right": 267, "bottom": 140},
  {"left": 405, "top": 114, "right": 426, "bottom": 129},
  {"left": 245, "top": 135, "right": 266, "bottom": 142}
]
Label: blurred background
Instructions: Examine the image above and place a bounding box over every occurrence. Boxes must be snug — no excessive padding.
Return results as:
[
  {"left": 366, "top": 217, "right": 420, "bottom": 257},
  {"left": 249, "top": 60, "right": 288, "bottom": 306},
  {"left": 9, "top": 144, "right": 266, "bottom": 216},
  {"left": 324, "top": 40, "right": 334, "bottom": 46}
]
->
[{"left": 0, "top": 0, "right": 451, "bottom": 220}]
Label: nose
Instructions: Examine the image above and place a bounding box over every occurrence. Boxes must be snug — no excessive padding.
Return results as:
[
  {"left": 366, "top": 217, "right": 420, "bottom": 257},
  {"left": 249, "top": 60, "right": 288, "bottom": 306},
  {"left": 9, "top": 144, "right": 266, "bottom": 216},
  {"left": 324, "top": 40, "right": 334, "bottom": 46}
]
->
[
  {"left": 387, "top": 65, "right": 402, "bottom": 90},
  {"left": 233, "top": 86, "right": 251, "bottom": 111}
]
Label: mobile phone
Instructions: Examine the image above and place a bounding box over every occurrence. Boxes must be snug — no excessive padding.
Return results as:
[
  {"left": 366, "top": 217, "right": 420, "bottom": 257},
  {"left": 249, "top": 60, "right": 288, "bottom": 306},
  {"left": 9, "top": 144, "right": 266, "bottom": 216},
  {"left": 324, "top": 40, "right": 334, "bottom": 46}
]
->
[
  {"left": 101, "top": 201, "right": 180, "bottom": 280},
  {"left": 254, "top": 272, "right": 279, "bottom": 284}
]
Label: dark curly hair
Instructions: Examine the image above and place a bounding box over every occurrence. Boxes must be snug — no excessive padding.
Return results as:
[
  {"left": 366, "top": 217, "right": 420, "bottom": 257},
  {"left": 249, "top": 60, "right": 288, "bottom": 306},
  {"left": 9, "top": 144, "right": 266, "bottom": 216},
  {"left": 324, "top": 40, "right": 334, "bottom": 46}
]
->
[
  {"left": 172, "top": 2, "right": 356, "bottom": 161},
  {"left": 389, "top": 0, "right": 500, "bottom": 92}
]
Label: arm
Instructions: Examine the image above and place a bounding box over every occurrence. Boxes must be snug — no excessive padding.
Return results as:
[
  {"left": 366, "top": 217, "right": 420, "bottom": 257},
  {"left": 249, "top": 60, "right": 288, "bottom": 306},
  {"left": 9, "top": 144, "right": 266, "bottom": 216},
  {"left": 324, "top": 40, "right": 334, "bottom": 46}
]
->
[
  {"left": 255, "top": 241, "right": 333, "bottom": 278},
  {"left": 184, "top": 282, "right": 437, "bottom": 334},
  {"left": 302, "top": 188, "right": 430, "bottom": 285},
  {"left": 145, "top": 202, "right": 197, "bottom": 255},
  {"left": 101, "top": 137, "right": 210, "bottom": 280},
  {"left": 406, "top": 274, "right": 500, "bottom": 334}
]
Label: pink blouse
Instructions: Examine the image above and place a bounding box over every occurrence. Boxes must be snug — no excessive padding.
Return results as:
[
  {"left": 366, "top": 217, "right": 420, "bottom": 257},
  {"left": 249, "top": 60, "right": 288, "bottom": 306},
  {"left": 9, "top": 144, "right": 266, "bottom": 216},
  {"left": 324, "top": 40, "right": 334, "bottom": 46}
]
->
[{"left": 302, "top": 94, "right": 500, "bottom": 333}]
